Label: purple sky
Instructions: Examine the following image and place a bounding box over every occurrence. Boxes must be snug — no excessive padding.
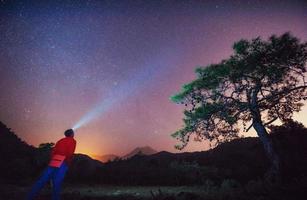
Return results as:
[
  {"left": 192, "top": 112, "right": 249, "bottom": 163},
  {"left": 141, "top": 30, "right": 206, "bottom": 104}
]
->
[{"left": 0, "top": 0, "right": 306, "bottom": 156}]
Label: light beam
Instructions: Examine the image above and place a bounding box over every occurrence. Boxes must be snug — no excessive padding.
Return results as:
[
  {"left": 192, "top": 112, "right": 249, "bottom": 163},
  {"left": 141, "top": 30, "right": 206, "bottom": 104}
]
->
[{"left": 72, "top": 52, "right": 173, "bottom": 130}]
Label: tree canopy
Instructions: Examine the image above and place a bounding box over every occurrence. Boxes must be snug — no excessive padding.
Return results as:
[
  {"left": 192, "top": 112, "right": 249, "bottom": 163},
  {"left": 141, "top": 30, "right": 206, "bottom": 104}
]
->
[{"left": 171, "top": 33, "right": 307, "bottom": 150}]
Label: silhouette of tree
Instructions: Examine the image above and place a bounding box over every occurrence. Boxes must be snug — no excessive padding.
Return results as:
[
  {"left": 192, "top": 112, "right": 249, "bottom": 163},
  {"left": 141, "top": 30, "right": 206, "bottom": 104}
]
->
[
  {"left": 269, "top": 119, "right": 307, "bottom": 134},
  {"left": 268, "top": 119, "right": 307, "bottom": 179},
  {"left": 34, "top": 142, "right": 55, "bottom": 168},
  {"left": 171, "top": 32, "right": 307, "bottom": 180},
  {"left": 0, "top": 121, "right": 37, "bottom": 181},
  {"left": 38, "top": 142, "right": 55, "bottom": 150}
]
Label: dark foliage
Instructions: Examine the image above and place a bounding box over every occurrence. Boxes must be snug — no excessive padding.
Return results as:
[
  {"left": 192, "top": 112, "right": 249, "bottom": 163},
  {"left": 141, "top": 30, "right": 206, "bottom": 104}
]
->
[
  {"left": 95, "top": 137, "right": 268, "bottom": 185},
  {"left": 269, "top": 119, "right": 307, "bottom": 181},
  {"left": 66, "top": 153, "right": 104, "bottom": 183},
  {"left": 0, "top": 121, "right": 37, "bottom": 184}
]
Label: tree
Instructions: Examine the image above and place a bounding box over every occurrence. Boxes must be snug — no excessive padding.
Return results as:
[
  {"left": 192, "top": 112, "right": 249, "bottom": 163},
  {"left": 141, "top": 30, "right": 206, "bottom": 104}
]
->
[
  {"left": 268, "top": 119, "right": 307, "bottom": 179},
  {"left": 38, "top": 142, "right": 55, "bottom": 151},
  {"left": 36, "top": 142, "right": 55, "bottom": 166},
  {"left": 170, "top": 33, "right": 307, "bottom": 180}
]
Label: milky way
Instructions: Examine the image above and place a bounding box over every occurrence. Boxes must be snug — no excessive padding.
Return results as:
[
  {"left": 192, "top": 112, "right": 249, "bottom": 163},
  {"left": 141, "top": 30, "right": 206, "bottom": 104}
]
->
[{"left": 0, "top": 0, "right": 306, "bottom": 156}]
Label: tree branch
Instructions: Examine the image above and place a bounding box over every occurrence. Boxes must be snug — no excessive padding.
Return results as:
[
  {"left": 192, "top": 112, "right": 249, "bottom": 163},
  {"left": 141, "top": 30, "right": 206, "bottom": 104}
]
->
[
  {"left": 263, "top": 117, "right": 278, "bottom": 127},
  {"left": 257, "top": 85, "right": 307, "bottom": 104},
  {"left": 246, "top": 123, "right": 253, "bottom": 132}
]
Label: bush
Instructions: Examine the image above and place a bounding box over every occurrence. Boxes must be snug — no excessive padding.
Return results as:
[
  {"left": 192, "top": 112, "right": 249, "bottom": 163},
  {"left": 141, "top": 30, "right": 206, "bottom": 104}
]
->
[{"left": 218, "top": 179, "right": 243, "bottom": 199}]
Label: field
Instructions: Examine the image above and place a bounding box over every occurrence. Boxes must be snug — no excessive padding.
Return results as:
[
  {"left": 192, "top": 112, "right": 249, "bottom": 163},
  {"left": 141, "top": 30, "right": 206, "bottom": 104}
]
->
[
  {"left": 2, "top": 180, "right": 307, "bottom": 200},
  {"left": 0, "top": 184, "right": 207, "bottom": 200}
]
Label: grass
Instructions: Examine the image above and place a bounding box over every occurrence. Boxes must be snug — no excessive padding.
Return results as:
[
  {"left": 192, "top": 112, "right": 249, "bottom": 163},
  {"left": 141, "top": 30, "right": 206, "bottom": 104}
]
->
[
  {"left": 1, "top": 178, "right": 307, "bottom": 200},
  {"left": 64, "top": 185, "right": 205, "bottom": 197},
  {"left": 0, "top": 184, "right": 206, "bottom": 200}
]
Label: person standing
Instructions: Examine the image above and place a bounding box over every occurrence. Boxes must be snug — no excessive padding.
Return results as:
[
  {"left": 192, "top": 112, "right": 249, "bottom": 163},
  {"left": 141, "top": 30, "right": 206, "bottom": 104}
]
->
[{"left": 27, "top": 129, "right": 76, "bottom": 200}]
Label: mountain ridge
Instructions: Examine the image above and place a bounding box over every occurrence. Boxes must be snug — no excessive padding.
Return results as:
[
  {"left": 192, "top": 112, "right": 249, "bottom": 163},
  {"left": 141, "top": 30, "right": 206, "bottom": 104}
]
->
[{"left": 122, "top": 145, "right": 158, "bottom": 159}]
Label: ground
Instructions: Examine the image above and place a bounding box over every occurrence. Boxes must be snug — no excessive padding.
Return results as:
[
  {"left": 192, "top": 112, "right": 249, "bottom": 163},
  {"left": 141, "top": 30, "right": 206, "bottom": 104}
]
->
[
  {"left": 2, "top": 179, "right": 307, "bottom": 200},
  {"left": 0, "top": 184, "right": 206, "bottom": 200}
]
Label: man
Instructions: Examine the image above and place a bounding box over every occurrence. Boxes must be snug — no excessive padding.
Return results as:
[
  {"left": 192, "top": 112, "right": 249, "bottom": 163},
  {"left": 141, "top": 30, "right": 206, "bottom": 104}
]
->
[{"left": 27, "top": 129, "right": 76, "bottom": 200}]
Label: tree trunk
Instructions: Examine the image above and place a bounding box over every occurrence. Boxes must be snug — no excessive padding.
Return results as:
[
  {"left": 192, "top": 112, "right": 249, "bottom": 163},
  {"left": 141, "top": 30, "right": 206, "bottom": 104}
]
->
[
  {"left": 249, "top": 86, "right": 281, "bottom": 182},
  {"left": 253, "top": 121, "right": 281, "bottom": 182}
]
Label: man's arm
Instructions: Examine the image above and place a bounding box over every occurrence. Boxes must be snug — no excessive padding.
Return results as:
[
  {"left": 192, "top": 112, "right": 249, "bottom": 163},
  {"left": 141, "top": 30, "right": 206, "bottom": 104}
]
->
[
  {"left": 69, "top": 140, "right": 76, "bottom": 155},
  {"left": 65, "top": 140, "right": 76, "bottom": 166},
  {"left": 50, "top": 141, "right": 59, "bottom": 158}
]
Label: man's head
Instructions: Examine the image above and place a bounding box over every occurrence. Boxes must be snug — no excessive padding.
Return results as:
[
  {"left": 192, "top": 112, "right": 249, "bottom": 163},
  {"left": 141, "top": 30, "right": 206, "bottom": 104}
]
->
[{"left": 64, "top": 129, "right": 74, "bottom": 137}]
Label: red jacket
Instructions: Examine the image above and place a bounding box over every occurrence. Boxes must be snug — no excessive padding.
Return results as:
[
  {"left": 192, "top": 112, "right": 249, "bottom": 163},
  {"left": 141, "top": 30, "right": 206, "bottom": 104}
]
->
[{"left": 51, "top": 137, "right": 76, "bottom": 166}]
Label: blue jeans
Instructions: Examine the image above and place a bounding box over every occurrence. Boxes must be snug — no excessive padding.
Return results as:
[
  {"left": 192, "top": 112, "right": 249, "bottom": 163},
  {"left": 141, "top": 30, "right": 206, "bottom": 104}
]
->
[{"left": 26, "top": 162, "right": 68, "bottom": 200}]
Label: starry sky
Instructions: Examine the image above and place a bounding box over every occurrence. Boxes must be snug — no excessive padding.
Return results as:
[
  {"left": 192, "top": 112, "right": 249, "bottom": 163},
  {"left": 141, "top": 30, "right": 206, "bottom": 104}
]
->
[{"left": 0, "top": 0, "right": 307, "bottom": 157}]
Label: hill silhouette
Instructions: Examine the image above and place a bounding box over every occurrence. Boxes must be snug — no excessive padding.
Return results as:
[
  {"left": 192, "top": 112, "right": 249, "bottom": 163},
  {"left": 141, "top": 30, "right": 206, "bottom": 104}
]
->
[
  {"left": 67, "top": 153, "right": 104, "bottom": 183},
  {"left": 96, "top": 137, "right": 269, "bottom": 185},
  {"left": 1, "top": 120, "right": 307, "bottom": 186},
  {"left": 0, "top": 121, "right": 39, "bottom": 184}
]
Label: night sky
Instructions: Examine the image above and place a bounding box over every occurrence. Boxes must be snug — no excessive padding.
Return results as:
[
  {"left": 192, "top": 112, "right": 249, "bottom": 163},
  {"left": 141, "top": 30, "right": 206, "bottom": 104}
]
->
[{"left": 1, "top": 0, "right": 306, "bottom": 156}]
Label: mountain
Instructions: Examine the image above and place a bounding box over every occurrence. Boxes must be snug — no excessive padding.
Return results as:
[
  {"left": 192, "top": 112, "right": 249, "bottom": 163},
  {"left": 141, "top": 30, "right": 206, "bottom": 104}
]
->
[
  {"left": 90, "top": 154, "right": 119, "bottom": 163},
  {"left": 92, "top": 146, "right": 157, "bottom": 162},
  {"left": 122, "top": 146, "right": 158, "bottom": 159}
]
